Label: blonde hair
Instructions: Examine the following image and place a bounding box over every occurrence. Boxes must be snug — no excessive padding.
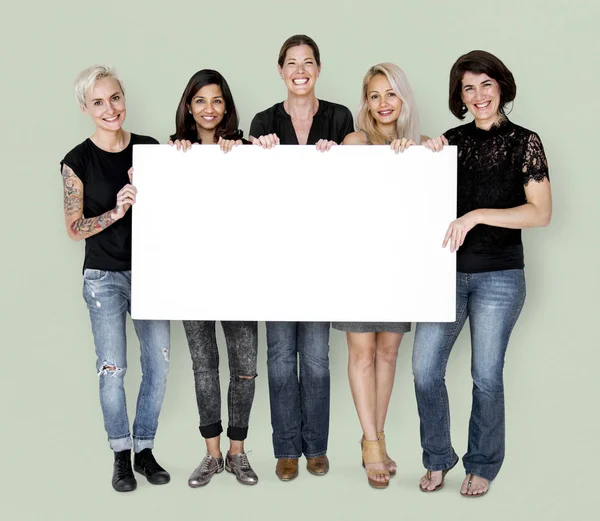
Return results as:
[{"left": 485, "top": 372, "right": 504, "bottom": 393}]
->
[
  {"left": 73, "top": 64, "right": 124, "bottom": 109},
  {"left": 356, "top": 63, "right": 420, "bottom": 144}
]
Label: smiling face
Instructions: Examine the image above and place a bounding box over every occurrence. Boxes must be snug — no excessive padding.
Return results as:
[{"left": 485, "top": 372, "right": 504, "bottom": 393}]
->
[
  {"left": 83, "top": 76, "right": 126, "bottom": 131},
  {"left": 188, "top": 83, "right": 226, "bottom": 134},
  {"left": 461, "top": 72, "right": 502, "bottom": 127},
  {"left": 278, "top": 44, "right": 320, "bottom": 96},
  {"left": 366, "top": 74, "right": 403, "bottom": 127}
]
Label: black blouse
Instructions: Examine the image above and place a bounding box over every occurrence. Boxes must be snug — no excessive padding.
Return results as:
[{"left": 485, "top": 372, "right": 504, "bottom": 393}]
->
[
  {"left": 249, "top": 100, "right": 354, "bottom": 145},
  {"left": 444, "top": 118, "right": 549, "bottom": 273}
]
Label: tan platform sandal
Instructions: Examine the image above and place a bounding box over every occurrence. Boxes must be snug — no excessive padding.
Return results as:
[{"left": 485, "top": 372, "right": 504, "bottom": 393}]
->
[
  {"left": 377, "top": 432, "right": 396, "bottom": 476},
  {"left": 361, "top": 438, "right": 390, "bottom": 489}
]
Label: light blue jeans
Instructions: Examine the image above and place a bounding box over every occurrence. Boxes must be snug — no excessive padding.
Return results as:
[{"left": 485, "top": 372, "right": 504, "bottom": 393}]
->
[
  {"left": 412, "top": 269, "right": 526, "bottom": 481},
  {"left": 83, "top": 269, "right": 170, "bottom": 452}
]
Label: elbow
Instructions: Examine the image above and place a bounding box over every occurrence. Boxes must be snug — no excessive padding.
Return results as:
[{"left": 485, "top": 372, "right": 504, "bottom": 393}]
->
[
  {"left": 66, "top": 224, "right": 83, "bottom": 241},
  {"left": 539, "top": 210, "right": 552, "bottom": 228}
]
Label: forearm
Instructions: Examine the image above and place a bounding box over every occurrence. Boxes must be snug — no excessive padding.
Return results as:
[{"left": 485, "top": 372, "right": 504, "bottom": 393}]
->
[
  {"left": 67, "top": 209, "right": 119, "bottom": 241},
  {"left": 471, "top": 202, "right": 551, "bottom": 230}
]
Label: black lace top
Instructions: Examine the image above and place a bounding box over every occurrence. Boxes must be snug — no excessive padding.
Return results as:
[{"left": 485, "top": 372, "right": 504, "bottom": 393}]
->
[{"left": 444, "top": 118, "right": 549, "bottom": 273}]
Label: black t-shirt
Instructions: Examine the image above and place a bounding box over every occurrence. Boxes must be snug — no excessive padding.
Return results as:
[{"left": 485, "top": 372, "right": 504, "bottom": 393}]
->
[
  {"left": 444, "top": 119, "right": 549, "bottom": 273},
  {"left": 249, "top": 100, "right": 354, "bottom": 145},
  {"left": 60, "top": 133, "right": 159, "bottom": 272}
]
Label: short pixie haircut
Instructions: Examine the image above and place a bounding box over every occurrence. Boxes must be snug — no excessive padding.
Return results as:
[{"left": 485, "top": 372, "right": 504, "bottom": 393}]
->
[
  {"left": 448, "top": 50, "right": 516, "bottom": 119},
  {"left": 277, "top": 34, "right": 321, "bottom": 68},
  {"left": 73, "top": 64, "right": 124, "bottom": 109}
]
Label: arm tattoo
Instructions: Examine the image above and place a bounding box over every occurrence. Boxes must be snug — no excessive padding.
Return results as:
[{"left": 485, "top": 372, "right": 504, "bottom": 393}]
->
[
  {"left": 62, "top": 164, "right": 117, "bottom": 237},
  {"left": 61, "top": 164, "right": 83, "bottom": 216},
  {"left": 69, "top": 210, "right": 117, "bottom": 236}
]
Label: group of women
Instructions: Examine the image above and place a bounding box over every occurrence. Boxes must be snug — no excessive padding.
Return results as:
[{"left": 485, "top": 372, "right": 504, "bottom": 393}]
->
[{"left": 60, "top": 34, "right": 552, "bottom": 496}]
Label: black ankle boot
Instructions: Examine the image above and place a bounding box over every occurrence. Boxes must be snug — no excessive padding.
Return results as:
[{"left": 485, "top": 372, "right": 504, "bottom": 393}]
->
[
  {"left": 112, "top": 449, "right": 137, "bottom": 492},
  {"left": 134, "top": 449, "right": 170, "bottom": 485}
]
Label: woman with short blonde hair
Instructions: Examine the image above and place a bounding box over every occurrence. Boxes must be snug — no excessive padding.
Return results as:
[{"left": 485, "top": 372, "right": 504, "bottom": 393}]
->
[{"left": 60, "top": 64, "right": 170, "bottom": 493}]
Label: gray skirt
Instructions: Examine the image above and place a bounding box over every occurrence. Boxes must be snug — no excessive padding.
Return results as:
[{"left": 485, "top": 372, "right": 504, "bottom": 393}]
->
[{"left": 332, "top": 322, "right": 411, "bottom": 333}]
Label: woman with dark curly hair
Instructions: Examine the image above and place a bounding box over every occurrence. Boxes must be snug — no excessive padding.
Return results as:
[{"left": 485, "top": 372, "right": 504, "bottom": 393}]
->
[{"left": 414, "top": 50, "right": 552, "bottom": 497}]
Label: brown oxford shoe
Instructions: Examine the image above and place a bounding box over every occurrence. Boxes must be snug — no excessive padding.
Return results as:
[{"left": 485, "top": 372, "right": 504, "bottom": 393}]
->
[
  {"left": 275, "top": 458, "right": 299, "bottom": 481},
  {"left": 306, "top": 455, "right": 329, "bottom": 476}
]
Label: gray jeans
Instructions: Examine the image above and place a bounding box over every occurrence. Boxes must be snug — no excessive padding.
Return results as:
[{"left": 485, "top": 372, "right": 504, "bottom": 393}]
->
[{"left": 183, "top": 321, "right": 258, "bottom": 441}]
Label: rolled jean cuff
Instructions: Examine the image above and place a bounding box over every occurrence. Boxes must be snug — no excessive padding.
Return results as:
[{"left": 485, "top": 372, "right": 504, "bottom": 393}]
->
[
  {"left": 133, "top": 437, "right": 154, "bottom": 453},
  {"left": 200, "top": 421, "right": 223, "bottom": 439},
  {"left": 304, "top": 450, "right": 327, "bottom": 458},
  {"left": 425, "top": 454, "right": 459, "bottom": 472},
  {"left": 109, "top": 435, "right": 132, "bottom": 452},
  {"left": 227, "top": 425, "right": 248, "bottom": 441}
]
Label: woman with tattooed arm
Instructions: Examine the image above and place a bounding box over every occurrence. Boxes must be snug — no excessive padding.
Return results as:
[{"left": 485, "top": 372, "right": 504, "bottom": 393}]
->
[{"left": 60, "top": 65, "right": 171, "bottom": 493}]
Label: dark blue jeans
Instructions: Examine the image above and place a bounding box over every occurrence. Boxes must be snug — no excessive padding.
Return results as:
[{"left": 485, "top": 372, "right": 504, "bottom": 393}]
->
[
  {"left": 412, "top": 270, "right": 526, "bottom": 481},
  {"left": 266, "top": 322, "right": 330, "bottom": 458}
]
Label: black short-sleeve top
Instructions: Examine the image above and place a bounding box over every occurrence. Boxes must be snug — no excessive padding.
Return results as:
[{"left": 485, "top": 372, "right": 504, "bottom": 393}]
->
[
  {"left": 60, "top": 133, "right": 159, "bottom": 272},
  {"left": 443, "top": 118, "right": 549, "bottom": 273},
  {"left": 249, "top": 100, "right": 354, "bottom": 145}
]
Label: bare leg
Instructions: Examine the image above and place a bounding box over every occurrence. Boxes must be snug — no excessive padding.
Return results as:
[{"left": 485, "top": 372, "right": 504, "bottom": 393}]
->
[
  {"left": 229, "top": 439, "right": 245, "bottom": 455},
  {"left": 347, "top": 332, "right": 389, "bottom": 483},
  {"left": 374, "top": 332, "right": 403, "bottom": 473},
  {"left": 205, "top": 435, "right": 221, "bottom": 458}
]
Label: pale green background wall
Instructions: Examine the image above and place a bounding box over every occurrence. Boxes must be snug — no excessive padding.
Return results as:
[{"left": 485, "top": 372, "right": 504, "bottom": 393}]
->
[{"left": 2, "top": 0, "right": 598, "bottom": 520}]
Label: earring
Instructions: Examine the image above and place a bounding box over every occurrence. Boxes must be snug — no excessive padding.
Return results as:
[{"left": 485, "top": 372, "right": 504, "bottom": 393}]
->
[
  {"left": 462, "top": 104, "right": 466, "bottom": 111},
  {"left": 189, "top": 109, "right": 192, "bottom": 114}
]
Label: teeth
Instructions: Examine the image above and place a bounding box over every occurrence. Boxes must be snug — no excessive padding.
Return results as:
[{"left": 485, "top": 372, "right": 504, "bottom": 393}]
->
[{"left": 293, "top": 79, "right": 308, "bottom": 84}]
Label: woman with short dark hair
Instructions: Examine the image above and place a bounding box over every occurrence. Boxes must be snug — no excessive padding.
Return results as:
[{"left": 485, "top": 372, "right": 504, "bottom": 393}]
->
[
  {"left": 249, "top": 34, "right": 354, "bottom": 482},
  {"left": 170, "top": 69, "right": 259, "bottom": 488},
  {"left": 414, "top": 50, "right": 552, "bottom": 497}
]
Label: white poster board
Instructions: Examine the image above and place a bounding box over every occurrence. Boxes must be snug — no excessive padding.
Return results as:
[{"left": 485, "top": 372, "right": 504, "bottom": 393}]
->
[{"left": 131, "top": 145, "right": 456, "bottom": 322}]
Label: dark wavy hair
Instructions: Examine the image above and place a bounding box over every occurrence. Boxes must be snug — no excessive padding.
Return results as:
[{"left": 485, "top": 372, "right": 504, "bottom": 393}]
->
[
  {"left": 170, "top": 69, "right": 241, "bottom": 143},
  {"left": 448, "top": 50, "right": 517, "bottom": 120},
  {"left": 277, "top": 34, "right": 321, "bottom": 68}
]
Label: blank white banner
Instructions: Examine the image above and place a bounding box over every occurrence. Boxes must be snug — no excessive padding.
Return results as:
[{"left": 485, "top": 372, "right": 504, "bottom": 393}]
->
[{"left": 131, "top": 145, "right": 456, "bottom": 322}]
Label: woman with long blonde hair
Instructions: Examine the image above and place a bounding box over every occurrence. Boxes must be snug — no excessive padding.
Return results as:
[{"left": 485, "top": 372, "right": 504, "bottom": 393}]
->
[{"left": 334, "top": 62, "right": 428, "bottom": 488}]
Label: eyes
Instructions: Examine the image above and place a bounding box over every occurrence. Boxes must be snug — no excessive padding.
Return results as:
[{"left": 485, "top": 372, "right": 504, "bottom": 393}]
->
[
  {"left": 369, "top": 92, "right": 397, "bottom": 101},
  {"left": 464, "top": 82, "right": 493, "bottom": 92},
  {"left": 194, "top": 98, "right": 223, "bottom": 104},
  {"left": 286, "top": 60, "right": 314, "bottom": 67},
  {"left": 93, "top": 95, "right": 120, "bottom": 106}
]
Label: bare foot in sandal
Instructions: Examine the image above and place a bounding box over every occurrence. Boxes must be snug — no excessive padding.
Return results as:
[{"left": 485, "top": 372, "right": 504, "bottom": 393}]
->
[
  {"left": 365, "top": 460, "right": 390, "bottom": 484},
  {"left": 383, "top": 452, "right": 397, "bottom": 475},
  {"left": 420, "top": 470, "right": 443, "bottom": 491},
  {"left": 361, "top": 438, "right": 390, "bottom": 488},
  {"left": 460, "top": 474, "right": 489, "bottom": 496}
]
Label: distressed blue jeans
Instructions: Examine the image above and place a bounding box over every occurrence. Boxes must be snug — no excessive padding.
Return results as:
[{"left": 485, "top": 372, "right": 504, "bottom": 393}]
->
[
  {"left": 83, "top": 269, "right": 170, "bottom": 452},
  {"left": 266, "top": 322, "right": 330, "bottom": 458},
  {"left": 412, "top": 270, "right": 526, "bottom": 481}
]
